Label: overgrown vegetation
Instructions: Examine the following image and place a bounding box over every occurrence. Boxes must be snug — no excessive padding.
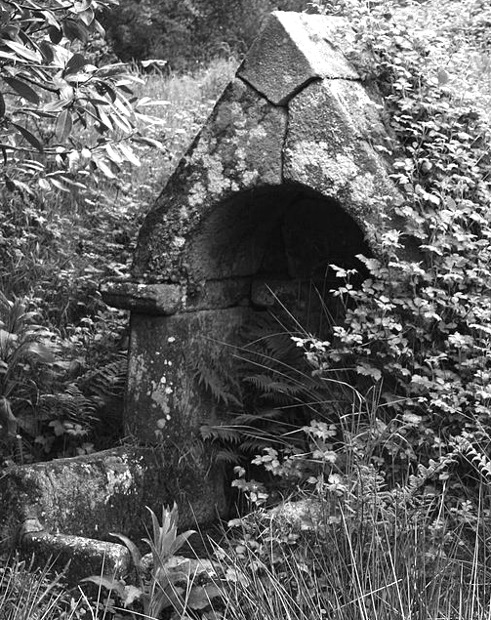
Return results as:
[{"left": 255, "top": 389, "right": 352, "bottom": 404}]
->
[
  {"left": 0, "top": 0, "right": 235, "bottom": 464},
  {"left": 200, "top": 0, "right": 491, "bottom": 618},
  {"left": 2, "top": 0, "right": 491, "bottom": 617}
]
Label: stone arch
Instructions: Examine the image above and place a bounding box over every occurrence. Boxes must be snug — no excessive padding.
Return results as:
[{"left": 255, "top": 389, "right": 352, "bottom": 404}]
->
[
  {"left": 184, "top": 182, "right": 368, "bottom": 282},
  {"left": 183, "top": 182, "right": 370, "bottom": 335},
  {"left": 108, "top": 180, "right": 370, "bottom": 450}
]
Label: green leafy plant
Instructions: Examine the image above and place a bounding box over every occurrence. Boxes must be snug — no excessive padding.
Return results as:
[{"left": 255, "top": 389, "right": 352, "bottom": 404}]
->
[
  {"left": 85, "top": 503, "right": 222, "bottom": 618},
  {"left": 0, "top": 292, "right": 56, "bottom": 449},
  {"left": 0, "top": 0, "right": 166, "bottom": 197},
  {"left": 199, "top": 313, "right": 352, "bottom": 469},
  {"left": 0, "top": 290, "right": 120, "bottom": 463}
]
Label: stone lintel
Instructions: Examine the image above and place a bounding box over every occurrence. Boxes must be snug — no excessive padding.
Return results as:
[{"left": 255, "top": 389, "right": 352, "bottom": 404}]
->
[
  {"left": 101, "top": 281, "right": 183, "bottom": 314},
  {"left": 237, "top": 12, "right": 359, "bottom": 106},
  {"left": 102, "top": 279, "right": 251, "bottom": 314}
]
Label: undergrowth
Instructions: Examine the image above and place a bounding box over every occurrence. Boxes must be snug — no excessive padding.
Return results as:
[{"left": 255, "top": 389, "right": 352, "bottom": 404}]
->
[
  {"left": 2, "top": 0, "right": 491, "bottom": 618},
  {"left": 0, "top": 58, "right": 236, "bottom": 466}
]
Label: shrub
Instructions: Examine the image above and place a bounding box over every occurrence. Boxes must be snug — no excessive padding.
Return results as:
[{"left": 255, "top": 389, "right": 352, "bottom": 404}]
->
[
  {"left": 104, "top": 0, "right": 308, "bottom": 68},
  {"left": 0, "top": 0, "right": 162, "bottom": 197}
]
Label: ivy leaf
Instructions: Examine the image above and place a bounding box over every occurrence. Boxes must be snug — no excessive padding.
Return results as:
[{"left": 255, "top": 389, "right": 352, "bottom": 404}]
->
[
  {"left": 355, "top": 363, "right": 382, "bottom": 382},
  {"left": 3, "top": 76, "right": 40, "bottom": 105}
]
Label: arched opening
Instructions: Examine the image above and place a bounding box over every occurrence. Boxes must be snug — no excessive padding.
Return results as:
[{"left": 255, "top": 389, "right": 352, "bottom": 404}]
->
[{"left": 185, "top": 182, "right": 370, "bottom": 336}]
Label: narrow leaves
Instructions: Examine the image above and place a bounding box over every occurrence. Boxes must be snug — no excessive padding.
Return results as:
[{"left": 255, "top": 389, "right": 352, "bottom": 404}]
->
[
  {"left": 55, "top": 109, "right": 72, "bottom": 142},
  {"left": 11, "top": 123, "right": 43, "bottom": 152},
  {"left": 3, "top": 76, "right": 40, "bottom": 105}
]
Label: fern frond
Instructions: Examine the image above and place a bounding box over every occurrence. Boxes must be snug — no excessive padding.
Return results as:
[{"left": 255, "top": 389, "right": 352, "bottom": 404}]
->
[
  {"left": 215, "top": 447, "right": 243, "bottom": 465},
  {"left": 200, "top": 424, "right": 243, "bottom": 444},
  {"left": 192, "top": 355, "right": 241, "bottom": 407},
  {"left": 239, "top": 438, "right": 275, "bottom": 453},
  {"left": 38, "top": 384, "right": 97, "bottom": 424},
  {"left": 81, "top": 352, "right": 127, "bottom": 401},
  {"left": 231, "top": 409, "right": 284, "bottom": 426}
]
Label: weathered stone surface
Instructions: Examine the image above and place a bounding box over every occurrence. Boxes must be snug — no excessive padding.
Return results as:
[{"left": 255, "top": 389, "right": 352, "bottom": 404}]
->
[
  {"left": 283, "top": 79, "right": 401, "bottom": 236},
  {"left": 101, "top": 279, "right": 251, "bottom": 314},
  {"left": 238, "top": 12, "right": 358, "bottom": 105},
  {"left": 101, "top": 281, "right": 184, "bottom": 314},
  {"left": 133, "top": 79, "right": 286, "bottom": 282},
  {"left": 267, "top": 499, "right": 325, "bottom": 532},
  {"left": 126, "top": 308, "right": 248, "bottom": 443},
  {"left": 0, "top": 446, "right": 226, "bottom": 551},
  {"left": 20, "top": 527, "right": 131, "bottom": 584}
]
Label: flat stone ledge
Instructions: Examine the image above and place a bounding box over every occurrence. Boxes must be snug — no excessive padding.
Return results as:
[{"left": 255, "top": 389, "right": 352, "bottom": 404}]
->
[
  {"left": 101, "top": 279, "right": 252, "bottom": 314},
  {"left": 238, "top": 12, "right": 359, "bottom": 106},
  {"left": 0, "top": 446, "right": 226, "bottom": 549},
  {"left": 101, "top": 281, "right": 183, "bottom": 314}
]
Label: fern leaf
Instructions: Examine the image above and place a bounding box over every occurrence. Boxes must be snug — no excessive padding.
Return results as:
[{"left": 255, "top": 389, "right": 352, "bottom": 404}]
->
[
  {"left": 215, "top": 447, "right": 242, "bottom": 464},
  {"left": 200, "top": 424, "right": 243, "bottom": 444}
]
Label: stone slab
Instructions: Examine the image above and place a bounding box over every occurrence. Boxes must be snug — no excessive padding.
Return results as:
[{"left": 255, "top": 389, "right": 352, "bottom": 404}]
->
[
  {"left": 238, "top": 12, "right": 358, "bottom": 105},
  {"left": 283, "top": 79, "right": 400, "bottom": 232},
  {"left": 0, "top": 446, "right": 227, "bottom": 552},
  {"left": 101, "top": 281, "right": 183, "bottom": 314},
  {"left": 20, "top": 526, "right": 131, "bottom": 584},
  {"left": 101, "top": 279, "right": 251, "bottom": 314}
]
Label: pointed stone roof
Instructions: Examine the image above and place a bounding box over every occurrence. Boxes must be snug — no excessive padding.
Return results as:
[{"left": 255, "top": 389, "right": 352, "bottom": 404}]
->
[
  {"left": 104, "top": 11, "right": 401, "bottom": 310},
  {"left": 238, "top": 12, "right": 359, "bottom": 104}
]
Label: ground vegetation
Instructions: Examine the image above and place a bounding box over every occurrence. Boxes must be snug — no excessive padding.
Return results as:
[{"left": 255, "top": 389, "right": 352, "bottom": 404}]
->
[{"left": 1, "top": 0, "right": 491, "bottom": 618}]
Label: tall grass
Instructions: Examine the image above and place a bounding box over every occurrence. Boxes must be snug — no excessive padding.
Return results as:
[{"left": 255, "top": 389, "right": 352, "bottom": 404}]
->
[
  {"left": 215, "top": 473, "right": 491, "bottom": 620},
  {"left": 0, "top": 556, "right": 89, "bottom": 620}
]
